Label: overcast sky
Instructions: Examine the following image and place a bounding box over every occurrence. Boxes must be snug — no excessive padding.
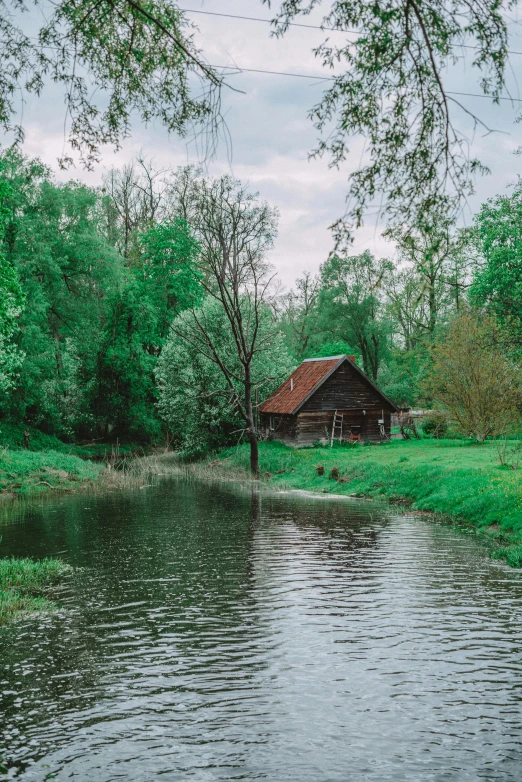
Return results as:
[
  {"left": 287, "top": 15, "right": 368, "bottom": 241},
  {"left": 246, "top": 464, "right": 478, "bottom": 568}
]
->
[{"left": 12, "top": 0, "right": 522, "bottom": 287}]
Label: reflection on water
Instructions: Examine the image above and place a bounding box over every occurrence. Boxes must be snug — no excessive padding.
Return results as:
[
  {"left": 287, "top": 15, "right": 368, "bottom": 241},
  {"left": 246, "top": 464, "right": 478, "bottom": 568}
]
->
[{"left": 1, "top": 480, "right": 522, "bottom": 781}]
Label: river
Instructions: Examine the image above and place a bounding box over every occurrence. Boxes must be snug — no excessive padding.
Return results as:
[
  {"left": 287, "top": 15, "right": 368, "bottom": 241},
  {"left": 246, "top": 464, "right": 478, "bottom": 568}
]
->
[{"left": 1, "top": 479, "right": 522, "bottom": 781}]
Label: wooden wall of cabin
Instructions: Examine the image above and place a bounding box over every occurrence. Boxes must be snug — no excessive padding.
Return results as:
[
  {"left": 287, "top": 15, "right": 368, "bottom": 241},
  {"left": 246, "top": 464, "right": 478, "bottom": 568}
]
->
[
  {"left": 300, "top": 361, "right": 395, "bottom": 413},
  {"left": 259, "top": 413, "right": 298, "bottom": 445},
  {"left": 297, "top": 410, "right": 391, "bottom": 447}
]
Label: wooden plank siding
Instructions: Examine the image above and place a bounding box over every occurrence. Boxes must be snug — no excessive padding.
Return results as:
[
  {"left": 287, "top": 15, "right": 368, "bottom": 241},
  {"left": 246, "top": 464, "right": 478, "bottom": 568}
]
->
[
  {"left": 300, "top": 361, "right": 395, "bottom": 413},
  {"left": 259, "top": 413, "right": 298, "bottom": 446},
  {"left": 259, "top": 357, "right": 395, "bottom": 447},
  {"left": 296, "top": 410, "right": 391, "bottom": 447}
]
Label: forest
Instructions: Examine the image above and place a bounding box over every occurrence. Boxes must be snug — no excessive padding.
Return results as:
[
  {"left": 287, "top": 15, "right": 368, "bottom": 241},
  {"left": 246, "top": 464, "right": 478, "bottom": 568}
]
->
[{"left": 1, "top": 147, "right": 521, "bottom": 461}]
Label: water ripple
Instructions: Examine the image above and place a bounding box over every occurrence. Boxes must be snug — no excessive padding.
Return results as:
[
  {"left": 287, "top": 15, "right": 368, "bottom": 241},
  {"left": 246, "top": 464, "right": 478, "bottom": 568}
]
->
[{"left": 1, "top": 481, "right": 522, "bottom": 781}]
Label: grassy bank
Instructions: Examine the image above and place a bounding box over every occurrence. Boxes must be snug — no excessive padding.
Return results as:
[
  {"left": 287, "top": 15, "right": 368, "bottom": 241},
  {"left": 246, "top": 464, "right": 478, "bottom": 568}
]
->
[
  {"left": 0, "top": 422, "right": 148, "bottom": 460},
  {"left": 212, "top": 439, "right": 522, "bottom": 567},
  {"left": 0, "top": 422, "right": 154, "bottom": 497},
  {"left": 0, "top": 557, "right": 72, "bottom": 625},
  {"left": 0, "top": 447, "right": 102, "bottom": 496}
]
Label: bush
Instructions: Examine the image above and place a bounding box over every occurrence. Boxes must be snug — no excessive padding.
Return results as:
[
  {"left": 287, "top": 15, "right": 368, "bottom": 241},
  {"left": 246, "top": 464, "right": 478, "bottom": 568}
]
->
[{"left": 422, "top": 412, "right": 448, "bottom": 439}]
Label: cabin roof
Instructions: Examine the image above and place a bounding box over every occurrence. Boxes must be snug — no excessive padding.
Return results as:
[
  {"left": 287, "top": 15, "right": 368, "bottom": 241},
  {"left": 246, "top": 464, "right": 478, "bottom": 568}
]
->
[{"left": 259, "top": 354, "right": 398, "bottom": 415}]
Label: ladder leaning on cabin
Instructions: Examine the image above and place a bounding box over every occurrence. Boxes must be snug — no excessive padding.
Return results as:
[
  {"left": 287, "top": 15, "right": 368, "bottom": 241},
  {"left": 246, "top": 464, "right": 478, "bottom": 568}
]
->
[{"left": 330, "top": 410, "right": 343, "bottom": 446}]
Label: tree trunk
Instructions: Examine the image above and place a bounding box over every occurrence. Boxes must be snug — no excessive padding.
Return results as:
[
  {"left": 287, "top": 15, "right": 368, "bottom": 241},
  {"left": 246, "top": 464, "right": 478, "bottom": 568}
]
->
[
  {"left": 428, "top": 270, "right": 437, "bottom": 333},
  {"left": 248, "top": 431, "right": 260, "bottom": 476},
  {"left": 244, "top": 367, "right": 259, "bottom": 476}
]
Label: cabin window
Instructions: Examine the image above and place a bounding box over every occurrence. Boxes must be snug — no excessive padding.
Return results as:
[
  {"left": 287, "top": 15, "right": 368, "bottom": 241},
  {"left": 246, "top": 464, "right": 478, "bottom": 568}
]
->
[{"left": 269, "top": 415, "right": 275, "bottom": 430}]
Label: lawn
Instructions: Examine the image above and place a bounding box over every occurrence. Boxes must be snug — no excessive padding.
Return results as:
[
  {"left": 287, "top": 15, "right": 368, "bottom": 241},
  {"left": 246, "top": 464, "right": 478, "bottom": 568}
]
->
[{"left": 214, "top": 439, "right": 522, "bottom": 567}]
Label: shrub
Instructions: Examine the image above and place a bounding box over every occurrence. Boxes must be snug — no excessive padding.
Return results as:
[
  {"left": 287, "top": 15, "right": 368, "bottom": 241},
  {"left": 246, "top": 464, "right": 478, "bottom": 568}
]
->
[
  {"left": 422, "top": 412, "right": 448, "bottom": 438},
  {"left": 424, "top": 310, "right": 522, "bottom": 442}
]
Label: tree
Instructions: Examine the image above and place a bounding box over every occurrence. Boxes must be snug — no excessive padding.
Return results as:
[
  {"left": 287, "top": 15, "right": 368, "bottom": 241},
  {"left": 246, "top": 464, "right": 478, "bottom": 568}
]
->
[
  {"left": 386, "top": 266, "right": 431, "bottom": 353},
  {"left": 157, "top": 297, "right": 293, "bottom": 456},
  {"left": 102, "top": 156, "right": 172, "bottom": 262},
  {"left": 0, "top": 149, "right": 203, "bottom": 441},
  {"left": 265, "top": 0, "right": 510, "bottom": 238},
  {"left": 470, "top": 183, "right": 522, "bottom": 347},
  {"left": 0, "top": 179, "right": 25, "bottom": 393},
  {"left": 139, "top": 219, "right": 202, "bottom": 341},
  {"left": 0, "top": 150, "right": 121, "bottom": 434},
  {"left": 386, "top": 215, "right": 469, "bottom": 335},
  {"left": 169, "top": 173, "right": 280, "bottom": 474},
  {"left": 0, "top": 0, "right": 225, "bottom": 168},
  {"left": 88, "top": 218, "right": 201, "bottom": 440},
  {"left": 316, "top": 251, "right": 392, "bottom": 380},
  {"left": 423, "top": 310, "right": 521, "bottom": 442},
  {"left": 279, "top": 271, "right": 320, "bottom": 359}
]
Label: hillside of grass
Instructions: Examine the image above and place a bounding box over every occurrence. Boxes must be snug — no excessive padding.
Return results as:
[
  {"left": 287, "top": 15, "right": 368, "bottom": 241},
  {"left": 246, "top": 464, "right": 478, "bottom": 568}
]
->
[{"left": 214, "top": 439, "right": 522, "bottom": 567}]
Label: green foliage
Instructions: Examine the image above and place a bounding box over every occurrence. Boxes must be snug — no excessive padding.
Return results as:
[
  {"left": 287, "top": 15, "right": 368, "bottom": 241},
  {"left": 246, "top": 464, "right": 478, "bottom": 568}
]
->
[
  {"left": 140, "top": 220, "right": 203, "bottom": 334},
  {"left": 0, "top": 150, "right": 202, "bottom": 443},
  {"left": 87, "top": 218, "right": 201, "bottom": 442},
  {"left": 0, "top": 0, "right": 221, "bottom": 168},
  {"left": 0, "top": 149, "right": 123, "bottom": 435},
  {"left": 0, "top": 176, "right": 25, "bottom": 392},
  {"left": 316, "top": 252, "right": 392, "bottom": 380},
  {"left": 422, "top": 412, "right": 449, "bottom": 439},
  {"left": 266, "top": 1, "right": 508, "bottom": 238},
  {"left": 303, "top": 341, "right": 357, "bottom": 360},
  {"left": 471, "top": 183, "right": 522, "bottom": 346},
  {"left": 157, "top": 297, "right": 294, "bottom": 456},
  {"left": 424, "top": 309, "right": 522, "bottom": 442}
]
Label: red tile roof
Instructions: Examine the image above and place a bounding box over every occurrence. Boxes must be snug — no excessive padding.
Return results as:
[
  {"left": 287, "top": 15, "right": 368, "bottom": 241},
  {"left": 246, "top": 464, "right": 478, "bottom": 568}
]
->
[{"left": 259, "top": 356, "right": 343, "bottom": 415}]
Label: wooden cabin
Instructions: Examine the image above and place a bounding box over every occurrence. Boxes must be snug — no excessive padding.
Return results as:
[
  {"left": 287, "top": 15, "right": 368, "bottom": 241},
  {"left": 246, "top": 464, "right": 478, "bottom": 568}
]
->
[{"left": 259, "top": 354, "right": 398, "bottom": 447}]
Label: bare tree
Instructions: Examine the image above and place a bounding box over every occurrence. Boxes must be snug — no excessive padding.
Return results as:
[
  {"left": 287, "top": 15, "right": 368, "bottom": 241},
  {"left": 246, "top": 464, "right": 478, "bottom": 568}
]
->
[
  {"left": 170, "top": 173, "right": 279, "bottom": 475},
  {"left": 279, "top": 271, "right": 320, "bottom": 359},
  {"left": 102, "top": 156, "right": 170, "bottom": 261}
]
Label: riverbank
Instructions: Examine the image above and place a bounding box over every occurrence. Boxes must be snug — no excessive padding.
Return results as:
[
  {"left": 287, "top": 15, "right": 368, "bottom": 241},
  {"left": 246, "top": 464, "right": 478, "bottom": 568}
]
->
[
  {"left": 0, "top": 422, "right": 153, "bottom": 497},
  {"left": 0, "top": 448, "right": 102, "bottom": 497},
  {"left": 211, "top": 440, "right": 522, "bottom": 567},
  {"left": 0, "top": 557, "right": 72, "bottom": 625}
]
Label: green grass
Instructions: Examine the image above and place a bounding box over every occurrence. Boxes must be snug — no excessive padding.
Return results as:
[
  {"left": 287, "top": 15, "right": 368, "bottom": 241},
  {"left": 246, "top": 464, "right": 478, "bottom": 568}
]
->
[
  {"left": 0, "top": 556, "right": 72, "bottom": 624},
  {"left": 0, "top": 421, "right": 147, "bottom": 459},
  {"left": 0, "top": 422, "right": 150, "bottom": 497},
  {"left": 0, "top": 447, "right": 102, "bottom": 496},
  {"left": 213, "top": 439, "right": 522, "bottom": 567}
]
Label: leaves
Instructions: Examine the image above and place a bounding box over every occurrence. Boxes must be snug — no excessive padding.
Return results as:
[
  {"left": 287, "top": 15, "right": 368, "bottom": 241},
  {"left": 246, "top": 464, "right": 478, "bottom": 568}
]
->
[
  {"left": 471, "top": 182, "right": 522, "bottom": 347},
  {"left": 265, "top": 0, "right": 509, "bottom": 240},
  {"left": 0, "top": 0, "right": 223, "bottom": 167},
  {"left": 423, "top": 310, "right": 522, "bottom": 441}
]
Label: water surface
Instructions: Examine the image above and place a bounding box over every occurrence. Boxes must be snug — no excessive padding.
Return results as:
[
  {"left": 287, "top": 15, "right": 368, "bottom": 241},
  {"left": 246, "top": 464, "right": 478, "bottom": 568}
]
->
[{"left": 1, "top": 479, "right": 522, "bottom": 781}]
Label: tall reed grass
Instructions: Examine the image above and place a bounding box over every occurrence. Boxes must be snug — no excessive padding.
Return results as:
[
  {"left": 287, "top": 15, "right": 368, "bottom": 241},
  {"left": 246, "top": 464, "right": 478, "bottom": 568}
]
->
[{"left": 0, "top": 557, "right": 72, "bottom": 624}]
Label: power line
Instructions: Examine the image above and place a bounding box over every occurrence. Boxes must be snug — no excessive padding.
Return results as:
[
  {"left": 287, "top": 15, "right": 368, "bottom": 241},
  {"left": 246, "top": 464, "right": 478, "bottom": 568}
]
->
[
  {"left": 211, "top": 63, "right": 522, "bottom": 102},
  {"left": 180, "top": 7, "right": 522, "bottom": 57},
  {"left": 213, "top": 63, "right": 333, "bottom": 81},
  {"left": 179, "top": 7, "right": 351, "bottom": 33}
]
